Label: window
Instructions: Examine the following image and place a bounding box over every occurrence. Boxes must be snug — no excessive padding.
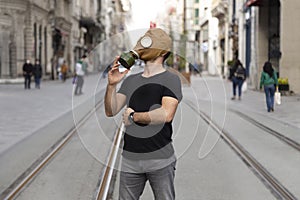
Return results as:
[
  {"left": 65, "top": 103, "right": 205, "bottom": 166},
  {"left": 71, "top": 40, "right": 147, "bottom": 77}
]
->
[{"left": 195, "top": 9, "right": 199, "bottom": 17}]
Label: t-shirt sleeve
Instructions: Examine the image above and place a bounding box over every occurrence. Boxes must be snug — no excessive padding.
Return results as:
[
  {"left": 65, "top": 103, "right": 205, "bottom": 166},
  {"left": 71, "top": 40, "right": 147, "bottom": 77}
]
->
[
  {"left": 117, "top": 76, "right": 129, "bottom": 96},
  {"left": 163, "top": 74, "right": 183, "bottom": 102}
]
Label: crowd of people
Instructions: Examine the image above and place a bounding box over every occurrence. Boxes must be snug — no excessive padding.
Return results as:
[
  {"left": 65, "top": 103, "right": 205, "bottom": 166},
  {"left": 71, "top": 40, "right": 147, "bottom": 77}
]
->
[
  {"left": 22, "top": 55, "right": 88, "bottom": 96},
  {"left": 228, "top": 58, "right": 279, "bottom": 113},
  {"left": 22, "top": 59, "right": 42, "bottom": 89}
]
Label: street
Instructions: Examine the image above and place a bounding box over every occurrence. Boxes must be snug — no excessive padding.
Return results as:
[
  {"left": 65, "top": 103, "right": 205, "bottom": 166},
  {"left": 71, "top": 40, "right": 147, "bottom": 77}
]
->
[{"left": 0, "top": 71, "right": 300, "bottom": 199}]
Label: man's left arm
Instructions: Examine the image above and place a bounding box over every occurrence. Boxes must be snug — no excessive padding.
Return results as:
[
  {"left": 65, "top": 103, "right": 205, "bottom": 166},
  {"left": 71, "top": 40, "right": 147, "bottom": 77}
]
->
[{"left": 123, "top": 96, "right": 179, "bottom": 126}]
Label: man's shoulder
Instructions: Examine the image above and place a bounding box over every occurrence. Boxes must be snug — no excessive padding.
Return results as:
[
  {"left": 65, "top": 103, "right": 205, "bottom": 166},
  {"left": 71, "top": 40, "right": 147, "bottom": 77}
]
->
[
  {"left": 164, "top": 70, "right": 180, "bottom": 78},
  {"left": 162, "top": 70, "right": 181, "bottom": 85},
  {"left": 126, "top": 72, "right": 143, "bottom": 80}
]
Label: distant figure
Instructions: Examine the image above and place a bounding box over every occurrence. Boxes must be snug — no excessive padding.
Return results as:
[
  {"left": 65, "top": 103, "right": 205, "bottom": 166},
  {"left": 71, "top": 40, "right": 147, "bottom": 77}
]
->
[
  {"left": 60, "top": 61, "right": 69, "bottom": 82},
  {"left": 82, "top": 55, "right": 88, "bottom": 75},
  {"left": 23, "top": 59, "right": 33, "bottom": 89},
  {"left": 33, "top": 59, "right": 42, "bottom": 89},
  {"left": 259, "top": 61, "right": 278, "bottom": 112},
  {"left": 74, "top": 55, "right": 87, "bottom": 95},
  {"left": 229, "top": 59, "right": 246, "bottom": 100},
  {"left": 189, "top": 63, "right": 200, "bottom": 75}
]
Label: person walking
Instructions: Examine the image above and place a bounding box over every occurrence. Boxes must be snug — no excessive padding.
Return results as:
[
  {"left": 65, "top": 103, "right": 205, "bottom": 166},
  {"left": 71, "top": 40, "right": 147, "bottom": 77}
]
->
[
  {"left": 74, "top": 55, "right": 87, "bottom": 95},
  {"left": 60, "top": 60, "right": 68, "bottom": 82},
  {"left": 22, "top": 59, "right": 33, "bottom": 89},
  {"left": 229, "top": 59, "right": 246, "bottom": 100},
  {"left": 33, "top": 59, "right": 42, "bottom": 89},
  {"left": 260, "top": 61, "right": 279, "bottom": 112},
  {"left": 104, "top": 28, "right": 182, "bottom": 200}
]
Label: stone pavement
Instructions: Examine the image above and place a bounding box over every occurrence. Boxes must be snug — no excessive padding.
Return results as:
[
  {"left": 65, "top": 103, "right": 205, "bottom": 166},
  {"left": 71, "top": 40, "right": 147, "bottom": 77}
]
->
[
  {"left": 112, "top": 73, "right": 300, "bottom": 200},
  {"left": 0, "top": 73, "right": 106, "bottom": 155},
  {"left": 1, "top": 71, "right": 299, "bottom": 199},
  {"left": 220, "top": 76, "right": 300, "bottom": 129},
  {"left": 2, "top": 72, "right": 298, "bottom": 156},
  {"left": 185, "top": 74, "right": 300, "bottom": 129}
]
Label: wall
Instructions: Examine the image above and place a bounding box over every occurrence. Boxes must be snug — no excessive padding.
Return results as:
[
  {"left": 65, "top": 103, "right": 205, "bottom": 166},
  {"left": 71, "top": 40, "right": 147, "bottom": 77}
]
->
[
  {"left": 280, "top": 0, "right": 300, "bottom": 93},
  {"left": 256, "top": 5, "right": 269, "bottom": 87}
]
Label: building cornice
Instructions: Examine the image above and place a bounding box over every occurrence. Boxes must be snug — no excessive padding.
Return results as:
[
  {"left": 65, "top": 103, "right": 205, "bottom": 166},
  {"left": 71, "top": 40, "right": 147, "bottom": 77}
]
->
[
  {"left": 56, "top": 16, "right": 72, "bottom": 33},
  {"left": 211, "top": 1, "right": 228, "bottom": 19},
  {"left": 31, "top": 2, "right": 50, "bottom": 16},
  {"left": 0, "top": 0, "right": 27, "bottom": 13}
]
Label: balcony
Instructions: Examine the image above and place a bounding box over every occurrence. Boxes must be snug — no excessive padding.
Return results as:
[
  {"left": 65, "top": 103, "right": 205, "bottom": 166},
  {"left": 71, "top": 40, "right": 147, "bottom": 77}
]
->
[{"left": 211, "top": 0, "right": 228, "bottom": 19}]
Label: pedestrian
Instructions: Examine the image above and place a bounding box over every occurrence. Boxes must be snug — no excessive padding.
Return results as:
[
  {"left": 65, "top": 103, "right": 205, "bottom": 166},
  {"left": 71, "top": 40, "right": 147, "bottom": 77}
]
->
[
  {"left": 259, "top": 61, "right": 279, "bottom": 112},
  {"left": 229, "top": 59, "right": 246, "bottom": 100},
  {"left": 22, "top": 59, "right": 33, "bottom": 89},
  {"left": 104, "top": 28, "right": 182, "bottom": 200},
  {"left": 60, "top": 60, "right": 68, "bottom": 82},
  {"left": 82, "top": 56, "right": 88, "bottom": 74},
  {"left": 32, "top": 59, "right": 42, "bottom": 89},
  {"left": 74, "top": 55, "right": 87, "bottom": 95}
]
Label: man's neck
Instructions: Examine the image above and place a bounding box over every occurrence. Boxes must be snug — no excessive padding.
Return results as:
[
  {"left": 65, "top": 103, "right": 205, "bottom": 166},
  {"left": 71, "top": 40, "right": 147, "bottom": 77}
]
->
[{"left": 142, "top": 63, "right": 166, "bottom": 78}]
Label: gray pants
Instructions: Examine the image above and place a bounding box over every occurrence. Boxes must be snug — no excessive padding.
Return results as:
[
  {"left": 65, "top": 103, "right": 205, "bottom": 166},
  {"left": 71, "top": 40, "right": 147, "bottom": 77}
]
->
[
  {"left": 74, "top": 75, "right": 84, "bottom": 95},
  {"left": 119, "top": 161, "right": 176, "bottom": 200}
]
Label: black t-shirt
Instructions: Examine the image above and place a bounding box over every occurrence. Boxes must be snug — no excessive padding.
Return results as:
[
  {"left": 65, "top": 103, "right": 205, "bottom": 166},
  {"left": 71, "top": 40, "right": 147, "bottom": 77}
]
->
[{"left": 118, "top": 70, "right": 182, "bottom": 159}]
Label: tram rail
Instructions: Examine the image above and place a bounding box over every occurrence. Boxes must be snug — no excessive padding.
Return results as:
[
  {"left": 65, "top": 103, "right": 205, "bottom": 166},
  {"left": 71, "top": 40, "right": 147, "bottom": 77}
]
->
[
  {"left": 1, "top": 97, "right": 299, "bottom": 200},
  {"left": 0, "top": 100, "right": 104, "bottom": 200},
  {"left": 230, "top": 109, "right": 300, "bottom": 152},
  {"left": 186, "top": 100, "right": 297, "bottom": 200}
]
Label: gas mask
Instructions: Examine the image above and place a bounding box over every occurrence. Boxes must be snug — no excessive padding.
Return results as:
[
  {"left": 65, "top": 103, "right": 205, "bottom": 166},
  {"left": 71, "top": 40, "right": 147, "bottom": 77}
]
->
[{"left": 119, "top": 28, "right": 172, "bottom": 70}]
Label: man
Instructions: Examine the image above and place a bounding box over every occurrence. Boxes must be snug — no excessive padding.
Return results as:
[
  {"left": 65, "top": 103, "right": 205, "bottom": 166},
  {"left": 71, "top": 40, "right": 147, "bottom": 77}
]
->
[
  {"left": 104, "top": 28, "right": 182, "bottom": 200},
  {"left": 23, "top": 59, "right": 33, "bottom": 89},
  {"left": 33, "top": 59, "right": 42, "bottom": 89},
  {"left": 74, "top": 55, "right": 87, "bottom": 95}
]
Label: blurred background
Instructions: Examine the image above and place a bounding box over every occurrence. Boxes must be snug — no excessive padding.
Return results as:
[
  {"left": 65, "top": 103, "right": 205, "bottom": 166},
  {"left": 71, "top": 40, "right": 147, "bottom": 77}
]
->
[{"left": 0, "top": 0, "right": 298, "bottom": 94}]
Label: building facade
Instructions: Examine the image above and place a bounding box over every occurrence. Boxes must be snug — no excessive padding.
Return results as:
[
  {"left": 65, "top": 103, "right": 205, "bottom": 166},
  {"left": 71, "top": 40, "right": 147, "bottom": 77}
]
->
[
  {"left": 211, "top": 0, "right": 230, "bottom": 78},
  {"left": 240, "top": 0, "right": 300, "bottom": 93},
  {"left": 194, "top": 0, "right": 300, "bottom": 94},
  {"left": 0, "top": 0, "right": 109, "bottom": 80},
  {"left": 0, "top": 0, "right": 54, "bottom": 78}
]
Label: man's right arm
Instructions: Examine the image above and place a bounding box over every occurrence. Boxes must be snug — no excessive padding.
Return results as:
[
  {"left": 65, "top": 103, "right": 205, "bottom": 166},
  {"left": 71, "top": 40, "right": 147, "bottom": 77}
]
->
[
  {"left": 104, "top": 56, "right": 128, "bottom": 117},
  {"left": 104, "top": 84, "right": 126, "bottom": 117}
]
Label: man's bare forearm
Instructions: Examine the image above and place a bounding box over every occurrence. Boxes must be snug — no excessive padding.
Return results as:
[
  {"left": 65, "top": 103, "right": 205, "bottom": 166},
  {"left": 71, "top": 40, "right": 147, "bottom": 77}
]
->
[
  {"left": 134, "top": 108, "right": 168, "bottom": 125},
  {"left": 104, "top": 84, "right": 117, "bottom": 117}
]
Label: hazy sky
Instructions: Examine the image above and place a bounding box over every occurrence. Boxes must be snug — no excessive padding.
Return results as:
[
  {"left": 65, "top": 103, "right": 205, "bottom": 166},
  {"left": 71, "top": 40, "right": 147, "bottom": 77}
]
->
[
  {"left": 127, "top": 0, "right": 165, "bottom": 30},
  {"left": 124, "top": 0, "right": 179, "bottom": 47}
]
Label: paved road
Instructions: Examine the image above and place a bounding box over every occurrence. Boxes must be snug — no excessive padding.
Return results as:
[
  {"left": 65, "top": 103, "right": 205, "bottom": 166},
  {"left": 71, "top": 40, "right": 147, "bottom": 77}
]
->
[
  {"left": 1, "top": 72, "right": 300, "bottom": 199},
  {"left": 0, "top": 73, "right": 105, "bottom": 155},
  {"left": 112, "top": 74, "right": 300, "bottom": 199}
]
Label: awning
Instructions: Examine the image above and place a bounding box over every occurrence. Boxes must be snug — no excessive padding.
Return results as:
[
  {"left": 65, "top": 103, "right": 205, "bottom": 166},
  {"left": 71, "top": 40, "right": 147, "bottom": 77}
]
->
[{"left": 246, "top": 0, "right": 261, "bottom": 7}]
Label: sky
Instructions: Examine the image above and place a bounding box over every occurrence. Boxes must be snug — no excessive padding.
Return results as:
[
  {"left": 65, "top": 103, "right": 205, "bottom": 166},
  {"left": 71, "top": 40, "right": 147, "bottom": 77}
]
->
[
  {"left": 124, "top": 0, "right": 179, "bottom": 45},
  {"left": 126, "top": 0, "right": 165, "bottom": 30},
  {"left": 127, "top": 0, "right": 177, "bottom": 30}
]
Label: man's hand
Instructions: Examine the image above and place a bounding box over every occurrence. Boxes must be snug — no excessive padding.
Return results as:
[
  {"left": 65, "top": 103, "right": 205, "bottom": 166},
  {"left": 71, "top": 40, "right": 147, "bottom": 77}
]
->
[
  {"left": 108, "top": 56, "right": 129, "bottom": 86},
  {"left": 123, "top": 107, "right": 135, "bottom": 126}
]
